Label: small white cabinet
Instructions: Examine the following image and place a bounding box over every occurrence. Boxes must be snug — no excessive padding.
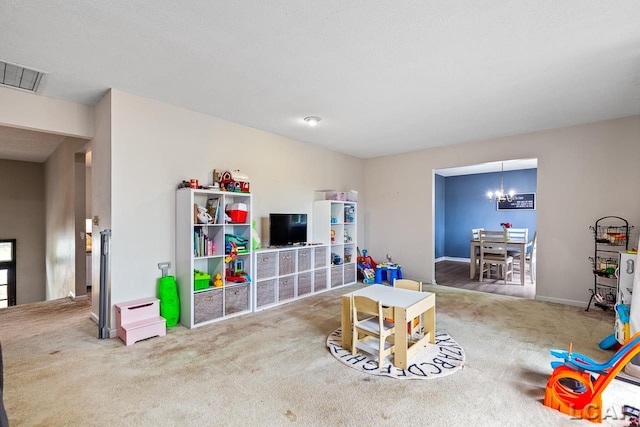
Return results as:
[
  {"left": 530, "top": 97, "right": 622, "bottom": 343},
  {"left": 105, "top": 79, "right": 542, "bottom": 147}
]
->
[
  {"left": 176, "top": 188, "right": 253, "bottom": 328},
  {"left": 253, "top": 244, "right": 329, "bottom": 311},
  {"left": 313, "top": 200, "right": 357, "bottom": 287}
]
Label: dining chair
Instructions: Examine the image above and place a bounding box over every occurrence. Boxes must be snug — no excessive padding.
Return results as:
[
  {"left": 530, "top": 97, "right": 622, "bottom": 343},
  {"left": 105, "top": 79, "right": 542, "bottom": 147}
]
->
[
  {"left": 479, "top": 229, "right": 505, "bottom": 241},
  {"left": 471, "top": 228, "right": 484, "bottom": 269},
  {"left": 513, "top": 231, "right": 537, "bottom": 283},
  {"left": 471, "top": 228, "right": 484, "bottom": 240},
  {"left": 479, "top": 237, "right": 514, "bottom": 284},
  {"left": 351, "top": 295, "right": 396, "bottom": 365},
  {"left": 393, "top": 279, "right": 423, "bottom": 338},
  {"left": 507, "top": 228, "right": 528, "bottom": 242},
  {"left": 506, "top": 228, "right": 528, "bottom": 270}
]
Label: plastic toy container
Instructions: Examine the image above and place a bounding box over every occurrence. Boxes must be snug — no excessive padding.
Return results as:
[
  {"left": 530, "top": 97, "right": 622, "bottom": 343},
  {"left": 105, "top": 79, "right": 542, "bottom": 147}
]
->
[
  {"left": 194, "top": 270, "right": 211, "bottom": 290},
  {"left": 226, "top": 203, "right": 248, "bottom": 223}
]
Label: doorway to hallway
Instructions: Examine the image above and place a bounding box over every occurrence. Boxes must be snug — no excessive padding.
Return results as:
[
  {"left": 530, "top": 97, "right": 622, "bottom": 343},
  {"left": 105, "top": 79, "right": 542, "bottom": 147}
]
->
[{"left": 0, "top": 239, "right": 16, "bottom": 308}]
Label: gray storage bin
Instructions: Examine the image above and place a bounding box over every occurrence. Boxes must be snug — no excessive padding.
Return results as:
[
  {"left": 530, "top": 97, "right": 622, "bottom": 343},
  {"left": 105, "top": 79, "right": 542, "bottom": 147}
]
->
[
  {"left": 225, "top": 283, "right": 249, "bottom": 315},
  {"left": 194, "top": 288, "right": 223, "bottom": 324},
  {"left": 314, "top": 268, "right": 328, "bottom": 291},
  {"left": 314, "top": 246, "right": 327, "bottom": 268},
  {"left": 297, "top": 248, "right": 312, "bottom": 272},
  {"left": 256, "top": 252, "right": 277, "bottom": 279},
  {"left": 297, "top": 271, "right": 312, "bottom": 296},
  {"left": 256, "top": 279, "right": 276, "bottom": 308},
  {"left": 278, "top": 276, "right": 295, "bottom": 301},
  {"left": 279, "top": 250, "right": 296, "bottom": 276},
  {"left": 331, "top": 266, "right": 343, "bottom": 288}
]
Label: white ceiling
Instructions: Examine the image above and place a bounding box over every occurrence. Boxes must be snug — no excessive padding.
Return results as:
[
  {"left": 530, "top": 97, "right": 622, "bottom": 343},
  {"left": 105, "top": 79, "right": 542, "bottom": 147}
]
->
[{"left": 1, "top": 1, "right": 639, "bottom": 161}]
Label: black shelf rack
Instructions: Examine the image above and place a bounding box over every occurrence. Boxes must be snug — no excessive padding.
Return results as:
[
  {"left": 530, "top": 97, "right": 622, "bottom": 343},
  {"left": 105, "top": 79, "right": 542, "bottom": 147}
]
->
[{"left": 586, "top": 216, "right": 631, "bottom": 311}]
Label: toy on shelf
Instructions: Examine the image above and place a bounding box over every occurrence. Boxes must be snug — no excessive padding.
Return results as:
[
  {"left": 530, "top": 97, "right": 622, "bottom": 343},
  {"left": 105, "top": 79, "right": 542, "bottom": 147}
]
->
[
  {"left": 213, "top": 273, "right": 223, "bottom": 288},
  {"left": 344, "top": 205, "right": 355, "bottom": 223},
  {"left": 214, "top": 169, "right": 250, "bottom": 193},
  {"left": 543, "top": 332, "right": 640, "bottom": 422}
]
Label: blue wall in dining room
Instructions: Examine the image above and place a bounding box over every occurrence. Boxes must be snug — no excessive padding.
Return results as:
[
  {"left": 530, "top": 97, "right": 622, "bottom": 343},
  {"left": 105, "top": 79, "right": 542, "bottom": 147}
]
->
[
  {"left": 438, "top": 168, "right": 537, "bottom": 259},
  {"left": 435, "top": 174, "right": 446, "bottom": 259}
]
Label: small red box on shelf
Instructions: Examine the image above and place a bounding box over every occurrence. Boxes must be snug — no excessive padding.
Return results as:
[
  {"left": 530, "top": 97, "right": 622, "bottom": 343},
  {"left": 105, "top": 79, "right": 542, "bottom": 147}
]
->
[{"left": 226, "top": 203, "right": 248, "bottom": 223}]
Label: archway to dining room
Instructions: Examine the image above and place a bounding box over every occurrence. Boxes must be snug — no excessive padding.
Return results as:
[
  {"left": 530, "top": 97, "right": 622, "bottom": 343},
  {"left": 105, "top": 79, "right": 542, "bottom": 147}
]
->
[{"left": 433, "top": 159, "right": 538, "bottom": 299}]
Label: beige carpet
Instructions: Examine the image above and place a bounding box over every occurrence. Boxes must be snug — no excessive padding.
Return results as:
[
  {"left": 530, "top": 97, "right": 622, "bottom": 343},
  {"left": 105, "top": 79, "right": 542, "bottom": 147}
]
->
[{"left": 0, "top": 283, "right": 639, "bottom": 426}]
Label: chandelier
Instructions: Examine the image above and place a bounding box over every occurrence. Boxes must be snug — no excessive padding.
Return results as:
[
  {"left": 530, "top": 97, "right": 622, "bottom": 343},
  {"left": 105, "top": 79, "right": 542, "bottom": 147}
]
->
[{"left": 487, "top": 162, "right": 515, "bottom": 203}]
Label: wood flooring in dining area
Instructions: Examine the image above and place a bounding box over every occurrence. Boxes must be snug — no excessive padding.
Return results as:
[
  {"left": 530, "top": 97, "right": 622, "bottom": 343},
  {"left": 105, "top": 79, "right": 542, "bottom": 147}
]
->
[{"left": 435, "top": 260, "right": 536, "bottom": 299}]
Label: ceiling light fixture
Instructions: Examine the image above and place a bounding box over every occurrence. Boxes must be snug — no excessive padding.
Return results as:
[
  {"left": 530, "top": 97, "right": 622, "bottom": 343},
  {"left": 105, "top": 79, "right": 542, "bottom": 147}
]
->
[
  {"left": 487, "top": 162, "right": 515, "bottom": 203},
  {"left": 304, "top": 116, "right": 321, "bottom": 127}
]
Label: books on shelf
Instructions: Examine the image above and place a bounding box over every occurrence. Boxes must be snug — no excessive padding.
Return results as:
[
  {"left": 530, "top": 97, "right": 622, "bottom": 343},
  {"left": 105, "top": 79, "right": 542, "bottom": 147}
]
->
[
  {"left": 194, "top": 228, "right": 216, "bottom": 257},
  {"left": 206, "top": 197, "right": 220, "bottom": 224}
]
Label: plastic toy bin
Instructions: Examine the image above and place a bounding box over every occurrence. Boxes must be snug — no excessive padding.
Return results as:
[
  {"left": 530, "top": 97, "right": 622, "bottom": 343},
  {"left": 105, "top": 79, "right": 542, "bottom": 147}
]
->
[
  {"left": 194, "top": 270, "right": 211, "bottom": 290},
  {"left": 226, "top": 203, "right": 248, "bottom": 223}
]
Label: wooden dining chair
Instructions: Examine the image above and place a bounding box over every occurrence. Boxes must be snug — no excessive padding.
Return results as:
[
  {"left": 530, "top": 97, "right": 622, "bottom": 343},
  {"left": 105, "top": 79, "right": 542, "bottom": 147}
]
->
[
  {"left": 471, "top": 228, "right": 484, "bottom": 240},
  {"left": 479, "top": 236, "right": 514, "bottom": 284},
  {"left": 479, "top": 229, "right": 505, "bottom": 241},
  {"left": 507, "top": 228, "right": 528, "bottom": 242},
  {"left": 351, "top": 295, "right": 396, "bottom": 365},
  {"left": 512, "top": 231, "right": 537, "bottom": 283},
  {"left": 506, "top": 228, "right": 528, "bottom": 272},
  {"left": 471, "top": 228, "right": 484, "bottom": 268},
  {"left": 393, "top": 279, "right": 423, "bottom": 338}
]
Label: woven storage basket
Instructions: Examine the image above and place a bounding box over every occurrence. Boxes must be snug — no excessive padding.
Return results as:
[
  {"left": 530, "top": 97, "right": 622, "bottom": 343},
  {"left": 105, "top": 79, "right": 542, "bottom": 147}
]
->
[
  {"left": 331, "top": 266, "right": 343, "bottom": 288},
  {"left": 225, "top": 283, "right": 249, "bottom": 315},
  {"left": 279, "top": 250, "right": 296, "bottom": 276},
  {"left": 344, "top": 265, "right": 356, "bottom": 284},
  {"left": 314, "top": 269, "right": 328, "bottom": 291},
  {"left": 194, "top": 288, "right": 223, "bottom": 324},
  {"left": 314, "top": 246, "right": 327, "bottom": 268},
  {"left": 278, "top": 276, "right": 295, "bottom": 301},
  {"left": 256, "top": 252, "right": 277, "bottom": 279},
  {"left": 256, "top": 279, "right": 276, "bottom": 308},
  {"left": 297, "top": 272, "right": 312, "bottom": 296},
  {"left": 297, "top": 248, "right": 312, "bottom": 272}
]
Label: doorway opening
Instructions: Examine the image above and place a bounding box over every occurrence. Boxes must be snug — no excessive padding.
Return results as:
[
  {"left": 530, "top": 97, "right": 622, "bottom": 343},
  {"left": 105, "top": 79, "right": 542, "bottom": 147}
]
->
[
  {"left": 434, "top": 159, "right": 537, "bottom": 298},
  {"left": 0, "top": 239, "right": 17, "bottom": 308}
]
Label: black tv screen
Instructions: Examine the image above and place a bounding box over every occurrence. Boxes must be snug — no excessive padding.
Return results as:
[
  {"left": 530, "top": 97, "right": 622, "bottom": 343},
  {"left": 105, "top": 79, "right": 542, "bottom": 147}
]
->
[{"left": 269, "top": 214, "right": 308, "bottom": 246}]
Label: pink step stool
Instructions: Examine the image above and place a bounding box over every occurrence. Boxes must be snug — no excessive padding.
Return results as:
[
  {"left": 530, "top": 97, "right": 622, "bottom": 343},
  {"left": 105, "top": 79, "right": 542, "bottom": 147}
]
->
[{"left": 115, "top": 297, "right": 166, "bottom": 346}]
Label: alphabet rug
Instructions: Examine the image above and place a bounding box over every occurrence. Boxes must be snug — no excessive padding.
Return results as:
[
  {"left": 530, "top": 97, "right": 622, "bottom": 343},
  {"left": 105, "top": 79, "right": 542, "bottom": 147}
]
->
[{"left": 326, "top": 328, "right": 465, "bottom": 380}]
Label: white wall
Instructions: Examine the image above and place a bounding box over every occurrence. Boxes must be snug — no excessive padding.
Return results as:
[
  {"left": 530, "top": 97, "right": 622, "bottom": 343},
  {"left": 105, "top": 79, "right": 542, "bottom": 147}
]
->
[
  {"left": 90, "top": 92, "right": 112, "bottom": 322},
  {"left": 0, "top": 159, "right": 46, "bottom": 304},
  {"left": 0, "top": 86, "right": 93, "bottom": 138},
  {"left": 44, "top": 139, "right": 90, "bottom": 300},
  {"left": 104, "top": 89, "right": 364, "bottom": 330},
  {"left": 363, "top": 115, "right": 640, "bottom": 306}
]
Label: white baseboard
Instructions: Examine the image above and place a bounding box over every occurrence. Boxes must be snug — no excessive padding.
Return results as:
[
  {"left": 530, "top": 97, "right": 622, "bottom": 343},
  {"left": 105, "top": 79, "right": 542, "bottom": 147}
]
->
[
  {"left": 89, "top": 312, "right": 117, "bottom": 338},
  {"left": 436, "top": 257, "right": 470, "bottom": 263}
]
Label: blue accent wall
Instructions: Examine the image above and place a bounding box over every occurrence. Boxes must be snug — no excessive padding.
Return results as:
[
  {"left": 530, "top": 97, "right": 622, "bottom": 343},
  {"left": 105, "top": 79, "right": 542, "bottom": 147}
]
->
[
  {"left": 437, "top": 168, "right": 537, "bottom": 259},
  {"left": 435, "top": 174, "right": 445, "bottom": 258}
]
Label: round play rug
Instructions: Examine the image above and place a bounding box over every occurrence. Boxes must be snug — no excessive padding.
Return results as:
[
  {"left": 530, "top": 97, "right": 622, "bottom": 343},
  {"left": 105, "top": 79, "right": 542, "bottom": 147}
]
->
[{"left": 326, "top": 328, "right": 465, "bottom": 380}]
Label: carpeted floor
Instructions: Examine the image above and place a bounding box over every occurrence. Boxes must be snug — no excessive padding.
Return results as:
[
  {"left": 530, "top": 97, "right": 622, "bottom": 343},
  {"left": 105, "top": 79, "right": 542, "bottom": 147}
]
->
[{"left": 0, "top": 283, "right": 638, "bottom": 426}]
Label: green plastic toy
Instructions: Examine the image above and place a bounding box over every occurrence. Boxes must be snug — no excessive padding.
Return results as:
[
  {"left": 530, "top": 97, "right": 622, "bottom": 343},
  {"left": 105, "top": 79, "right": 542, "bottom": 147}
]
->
[{"left": 158, "top": 274, "right": 180, "bottom": 328}]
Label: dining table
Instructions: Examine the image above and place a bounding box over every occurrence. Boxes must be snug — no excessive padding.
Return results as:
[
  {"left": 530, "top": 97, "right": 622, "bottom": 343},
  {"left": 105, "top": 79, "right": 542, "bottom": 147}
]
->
[
  {"left": 340, "top": 284, "right": 436, "bottom": 369},
  {"left": 469, "top": 236, "right": 531, "bottom": 285}
]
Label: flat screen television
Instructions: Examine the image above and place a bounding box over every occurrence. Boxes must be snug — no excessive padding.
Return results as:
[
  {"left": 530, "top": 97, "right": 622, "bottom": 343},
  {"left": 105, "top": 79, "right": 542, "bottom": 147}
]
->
[{"left": 269, "top": 213, "right": 308, "bottom": 246}]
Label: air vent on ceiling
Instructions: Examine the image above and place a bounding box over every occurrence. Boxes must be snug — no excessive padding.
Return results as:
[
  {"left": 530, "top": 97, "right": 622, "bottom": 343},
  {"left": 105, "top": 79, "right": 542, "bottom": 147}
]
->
[{"left": 0, "top": 60, "right": 45, "bottom": 93}]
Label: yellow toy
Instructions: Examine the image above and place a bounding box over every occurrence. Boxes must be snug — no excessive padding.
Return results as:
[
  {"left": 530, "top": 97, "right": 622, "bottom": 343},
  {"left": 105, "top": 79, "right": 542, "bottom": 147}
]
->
[{"left": 213, "top": 273, "right": 223, "bottom": 287}]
